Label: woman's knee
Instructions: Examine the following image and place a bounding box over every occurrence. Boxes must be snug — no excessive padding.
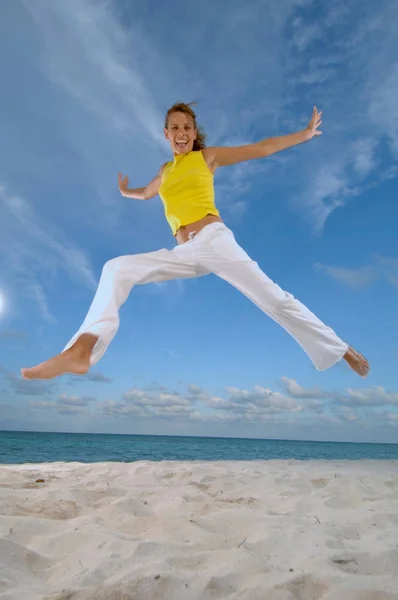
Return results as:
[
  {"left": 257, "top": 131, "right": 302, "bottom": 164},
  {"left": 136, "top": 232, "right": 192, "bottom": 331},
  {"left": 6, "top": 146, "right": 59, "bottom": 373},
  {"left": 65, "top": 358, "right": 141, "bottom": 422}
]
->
[
  {"left": 261, "top": 279, "right": 294, "bottom": 313},
  {"left": 101, "top": 255, "right": 138, "bottom": 280},
  {"left": 102, "top": 257, "right": 123, "bottom": 275}
]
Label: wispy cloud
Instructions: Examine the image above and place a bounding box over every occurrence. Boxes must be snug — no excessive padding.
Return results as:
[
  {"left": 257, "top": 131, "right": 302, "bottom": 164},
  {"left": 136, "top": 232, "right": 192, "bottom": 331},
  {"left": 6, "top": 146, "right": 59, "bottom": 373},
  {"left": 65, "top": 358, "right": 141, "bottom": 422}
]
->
[
  {"left": 29, "top": 394, "right": 95, "bottom": 414},
  {"left": 26, "top": 281, "right": 56, "bottom": 324},
  {"left": 368, "top": 63, "right": 398, "bottom": 155},
  {"left": 378, "top": 257, "right": 398, "bottom": 287},
  {"left": 284, "top": 0, "right": 398, "bottom": 232},
  {"left": 313, "top": 263, "right": 379, "bottom": 289},
  {"left": 352, "top": 138, "right": 378, "bottom": 176},
  {"left": 4, "top": 372, "right": 55, "bottom": 397},
  {"left": 23, "top": 0, "right": 167, "bottom": 149},
  {"left": 314, "top": 255, "right": 398, "bottom": 289},
  {"left": 0, "top": 331, "right": 27, "bottom": 342},
  {"left": 67, "top": 371, "right": 112, "bottom": 385},
  {"left": 0, "top": 183, "right": 96, "bottom": 320},
  {"left": 290, "top": 18, "right": 323, "bottom": 52}
]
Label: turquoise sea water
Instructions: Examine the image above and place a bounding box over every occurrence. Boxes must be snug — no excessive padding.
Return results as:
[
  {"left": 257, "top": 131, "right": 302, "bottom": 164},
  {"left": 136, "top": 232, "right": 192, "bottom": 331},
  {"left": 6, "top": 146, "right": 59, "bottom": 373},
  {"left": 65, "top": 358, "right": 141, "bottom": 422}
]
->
[{"left": 1, "top": 430, "right": 398, "bottom": 464}]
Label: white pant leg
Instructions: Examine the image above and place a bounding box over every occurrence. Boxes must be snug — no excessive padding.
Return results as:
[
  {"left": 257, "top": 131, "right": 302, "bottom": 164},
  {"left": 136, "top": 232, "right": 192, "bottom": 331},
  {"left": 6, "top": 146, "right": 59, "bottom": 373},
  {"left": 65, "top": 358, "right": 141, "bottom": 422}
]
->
[
  {"left": 194, "top": 223, "right": 348, "bottom": 371},
  {"left": 63, "top": 246, "right": 207, "bottom": 364}
]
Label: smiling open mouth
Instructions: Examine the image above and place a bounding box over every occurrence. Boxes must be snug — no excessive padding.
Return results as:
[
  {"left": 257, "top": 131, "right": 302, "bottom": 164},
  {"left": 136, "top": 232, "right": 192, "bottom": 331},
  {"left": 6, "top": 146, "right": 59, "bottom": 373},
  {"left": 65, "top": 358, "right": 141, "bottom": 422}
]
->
[{"left": 176, "top": 140, "right": 188, "bottom": 149}]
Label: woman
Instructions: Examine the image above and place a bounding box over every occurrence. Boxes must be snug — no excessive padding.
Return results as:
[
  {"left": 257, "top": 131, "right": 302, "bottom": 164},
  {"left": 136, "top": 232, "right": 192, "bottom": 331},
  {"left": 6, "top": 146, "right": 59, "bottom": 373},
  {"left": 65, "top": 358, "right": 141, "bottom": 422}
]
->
[{"left": 21, "top": 102, "right": 369, "bottom": 380}]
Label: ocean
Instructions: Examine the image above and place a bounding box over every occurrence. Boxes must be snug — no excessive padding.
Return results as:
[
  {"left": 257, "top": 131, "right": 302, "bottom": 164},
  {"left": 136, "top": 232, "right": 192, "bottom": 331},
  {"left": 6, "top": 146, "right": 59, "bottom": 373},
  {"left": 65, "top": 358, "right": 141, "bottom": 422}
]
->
[{"left": 1, "top": 430, "right": 398, "bottom": 464}]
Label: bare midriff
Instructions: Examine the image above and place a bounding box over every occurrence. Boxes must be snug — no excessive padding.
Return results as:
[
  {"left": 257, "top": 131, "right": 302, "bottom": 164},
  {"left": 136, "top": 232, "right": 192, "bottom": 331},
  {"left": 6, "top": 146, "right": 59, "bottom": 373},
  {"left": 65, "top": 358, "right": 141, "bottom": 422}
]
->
[{"left": 175, "top": 213, "right": 224, "bottom": 245}]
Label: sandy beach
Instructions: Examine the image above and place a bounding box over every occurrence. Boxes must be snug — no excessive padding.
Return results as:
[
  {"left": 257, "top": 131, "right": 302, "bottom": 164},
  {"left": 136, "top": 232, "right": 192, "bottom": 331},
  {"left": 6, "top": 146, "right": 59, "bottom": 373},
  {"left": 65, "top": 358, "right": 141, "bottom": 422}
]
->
[{"left": 0, "top": 459, "right": 397, "bottom": 599}]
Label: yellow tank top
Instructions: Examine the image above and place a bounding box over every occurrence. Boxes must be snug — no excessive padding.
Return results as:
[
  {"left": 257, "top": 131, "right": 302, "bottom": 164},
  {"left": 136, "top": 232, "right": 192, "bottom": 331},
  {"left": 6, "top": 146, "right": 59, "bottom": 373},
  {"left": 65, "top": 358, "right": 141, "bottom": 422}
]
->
[{"left": 158, "top": 150, "right": 220, "bottom": 236}]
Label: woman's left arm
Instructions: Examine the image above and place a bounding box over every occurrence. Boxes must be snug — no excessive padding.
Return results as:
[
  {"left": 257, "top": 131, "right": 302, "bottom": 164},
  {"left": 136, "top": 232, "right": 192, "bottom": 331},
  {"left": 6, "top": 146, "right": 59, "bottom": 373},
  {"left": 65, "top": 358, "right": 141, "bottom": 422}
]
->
[{"left": 205, "top": 106, "right": 322, "bottom": 169}]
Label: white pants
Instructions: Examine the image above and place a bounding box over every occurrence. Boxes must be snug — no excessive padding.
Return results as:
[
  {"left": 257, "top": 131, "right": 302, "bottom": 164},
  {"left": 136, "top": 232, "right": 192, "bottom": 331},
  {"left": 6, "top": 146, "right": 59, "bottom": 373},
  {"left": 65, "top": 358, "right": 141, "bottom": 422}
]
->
[{"left": 64, "top": 222, "right": 348, "bottom": 370}]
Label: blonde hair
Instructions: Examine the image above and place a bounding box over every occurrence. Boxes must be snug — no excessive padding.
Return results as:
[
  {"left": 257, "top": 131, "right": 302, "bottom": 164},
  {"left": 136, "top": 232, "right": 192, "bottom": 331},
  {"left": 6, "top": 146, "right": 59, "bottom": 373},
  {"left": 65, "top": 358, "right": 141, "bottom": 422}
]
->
[{"left": 164, "top": 101, "right": 207, "bottom": 151}]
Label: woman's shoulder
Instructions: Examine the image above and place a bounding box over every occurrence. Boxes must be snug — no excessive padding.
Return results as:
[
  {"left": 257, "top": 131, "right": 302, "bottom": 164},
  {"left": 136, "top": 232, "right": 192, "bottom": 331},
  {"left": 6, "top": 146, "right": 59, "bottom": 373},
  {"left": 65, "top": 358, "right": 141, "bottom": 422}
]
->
[
  {"left": 200, "top": 148, "right": 217, "bottom": 174},
  {"left": 158, "top": 161, "right": 170, "bottom": 176}
]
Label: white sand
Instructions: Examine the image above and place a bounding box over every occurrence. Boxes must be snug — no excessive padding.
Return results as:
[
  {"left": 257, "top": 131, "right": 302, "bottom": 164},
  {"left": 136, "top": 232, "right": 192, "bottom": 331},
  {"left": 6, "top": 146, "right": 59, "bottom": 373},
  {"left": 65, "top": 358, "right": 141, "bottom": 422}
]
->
[{"left": 0, "top": 460, "right": 397, "bottom": 600}]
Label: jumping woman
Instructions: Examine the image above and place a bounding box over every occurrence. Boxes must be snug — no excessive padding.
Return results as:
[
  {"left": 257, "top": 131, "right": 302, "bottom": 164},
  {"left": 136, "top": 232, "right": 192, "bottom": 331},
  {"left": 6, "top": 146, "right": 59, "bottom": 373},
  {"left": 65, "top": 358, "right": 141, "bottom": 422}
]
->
[{"left": 21, "top": 102, "right": 369, "bottom": 380}]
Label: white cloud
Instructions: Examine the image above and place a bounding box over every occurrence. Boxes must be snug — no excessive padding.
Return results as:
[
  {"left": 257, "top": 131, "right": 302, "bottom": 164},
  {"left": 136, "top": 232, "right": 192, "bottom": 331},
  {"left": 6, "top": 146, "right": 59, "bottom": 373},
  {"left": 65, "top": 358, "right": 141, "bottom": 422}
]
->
[
  {"left": 94, "top": 387, "right": 198, "bottom": 420},
  {"left": 58, "top": 405, "right": 85, "bottom": 415},
  {"left": 223, "top": 385, "right": 302, "bottom": 412},
  {"left": 335, "top": 406, "right": 360, "bottom": 422},
  {"left": 96, "top": 382, "right": 305, "bottom": 424},
  {"left": 279, "top": 376, "right": 328, "bottom": 399},
  {"left": 187, "top": 384, "right": 211, "bottom": 403},
  {"left": 58, "top": 394, "right": 94, "bottom": 407},
  {"left": 101, "top": 400, "right": 143, "bottom": 416},
  {"left": 154, "top": 405, "right": 192, "bottom": 416},
  {"left": 122, "top": 388, "right": 190, "bottom": 408},
  {"left": 27, "top": 394, "right": 95, "bottom": 414},
  {"left": 4, "top": 375, "right": 398, "bottom": 440},
  {"left": 304, "top": 400, "right": 325, "bottom": 414},
  {"left": 339, "top": 386, "right": 398, "bottom": 407},
  {"left": 29, "top": 400, "right": 56, "bottom": 410},
  {"left": 93, "top": 381, "right": 398, "bottom": 428}
]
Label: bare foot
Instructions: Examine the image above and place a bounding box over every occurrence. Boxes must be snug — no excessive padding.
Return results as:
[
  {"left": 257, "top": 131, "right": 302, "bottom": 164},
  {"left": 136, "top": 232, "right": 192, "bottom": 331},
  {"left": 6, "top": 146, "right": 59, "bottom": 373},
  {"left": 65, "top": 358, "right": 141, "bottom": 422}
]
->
[
  {"left": 21, "top": 334, "right": 98, "bottom": 381},
  {"left": 343, "top": 347, "right": 370, "bottom": 378}
]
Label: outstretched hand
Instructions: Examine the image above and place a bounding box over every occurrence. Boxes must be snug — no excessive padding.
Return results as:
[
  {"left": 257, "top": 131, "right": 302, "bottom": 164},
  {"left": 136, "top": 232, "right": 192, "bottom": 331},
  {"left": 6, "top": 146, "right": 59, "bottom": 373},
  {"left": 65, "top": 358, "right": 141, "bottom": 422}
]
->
[
  {"left": 306, "top": 106, "right": 323, "bottom": 140},
  {"left": 118, "top": 172, "right": 129, "bottom": 196}
]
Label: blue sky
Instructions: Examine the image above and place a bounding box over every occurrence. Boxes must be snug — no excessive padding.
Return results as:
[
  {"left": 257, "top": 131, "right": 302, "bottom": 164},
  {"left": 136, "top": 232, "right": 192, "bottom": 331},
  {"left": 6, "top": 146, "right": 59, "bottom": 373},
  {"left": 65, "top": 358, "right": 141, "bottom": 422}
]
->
[{"left": 0, "top": 0, "right": 397, "bottom": 443}]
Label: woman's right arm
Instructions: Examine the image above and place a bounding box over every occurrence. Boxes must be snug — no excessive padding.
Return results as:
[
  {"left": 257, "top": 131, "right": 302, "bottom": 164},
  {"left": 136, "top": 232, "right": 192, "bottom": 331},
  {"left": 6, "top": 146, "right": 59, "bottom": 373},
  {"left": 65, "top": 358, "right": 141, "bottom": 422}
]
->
[{"left": 118, "top": 164, "right": 166, "bottom": 200}]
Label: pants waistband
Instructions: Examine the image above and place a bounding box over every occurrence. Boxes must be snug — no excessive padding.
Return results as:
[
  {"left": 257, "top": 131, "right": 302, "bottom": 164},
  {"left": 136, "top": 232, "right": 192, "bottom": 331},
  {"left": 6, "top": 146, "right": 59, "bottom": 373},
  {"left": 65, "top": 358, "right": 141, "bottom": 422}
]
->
[{"left": 187, "top": 222, "right": 228, "bottom": 243}]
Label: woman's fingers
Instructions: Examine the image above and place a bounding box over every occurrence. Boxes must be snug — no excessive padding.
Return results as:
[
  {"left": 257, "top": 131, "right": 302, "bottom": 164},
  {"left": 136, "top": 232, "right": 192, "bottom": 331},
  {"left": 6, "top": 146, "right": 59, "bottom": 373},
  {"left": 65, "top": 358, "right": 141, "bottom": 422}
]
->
[{"left": 118, "top": 173, "right": 128, "bottom": 189}]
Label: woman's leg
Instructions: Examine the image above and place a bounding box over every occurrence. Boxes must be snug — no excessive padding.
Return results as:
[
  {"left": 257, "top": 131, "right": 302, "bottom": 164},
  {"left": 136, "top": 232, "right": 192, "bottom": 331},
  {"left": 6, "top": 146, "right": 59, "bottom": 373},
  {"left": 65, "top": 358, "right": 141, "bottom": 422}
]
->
[
  {"left": 21, "top": 247, "right": 207, "bottom": 380},
  {"left": 195, "top": 224, "right": 368, "bottom": 375}
]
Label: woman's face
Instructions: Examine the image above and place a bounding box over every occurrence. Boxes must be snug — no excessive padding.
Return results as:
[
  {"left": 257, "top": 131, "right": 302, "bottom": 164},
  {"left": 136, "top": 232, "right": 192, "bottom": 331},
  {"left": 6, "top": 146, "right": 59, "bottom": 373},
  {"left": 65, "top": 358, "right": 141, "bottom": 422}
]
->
[{"left": 165, "top": 111, "right": 197, "bottom": 155}]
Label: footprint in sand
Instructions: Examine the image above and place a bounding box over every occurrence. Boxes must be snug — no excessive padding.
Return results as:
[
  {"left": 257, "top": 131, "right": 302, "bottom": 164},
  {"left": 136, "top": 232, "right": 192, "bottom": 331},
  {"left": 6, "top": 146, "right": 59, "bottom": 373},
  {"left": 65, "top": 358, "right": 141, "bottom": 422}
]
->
[
  {"left": 310, "top": 478, "right": 330, "bottom": 489},
  {"left": 190, "top": 481, "right": 211, "bottom": 493},
  {"left": 272, "top": 573, "right": 330, "bottom": 600}
]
